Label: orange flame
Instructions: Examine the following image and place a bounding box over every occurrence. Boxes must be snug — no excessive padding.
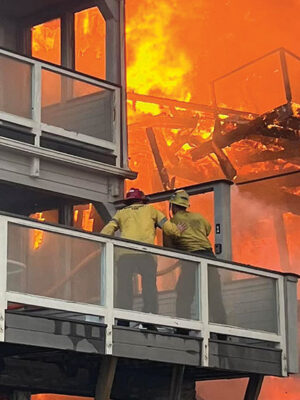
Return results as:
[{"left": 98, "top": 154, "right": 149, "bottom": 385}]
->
[
  {"left": 31, "top": 19, "right": 61, "bottom": 64},
  {"left": 126, "top": 1, "right": 191, "bottom": 101},
  {"left": 81, "top": 203, "right": 95, "bottom": 232},
  {"left": 30, "top": 3, "right": 300, "bottom": 398},
  {"left": 31, "top": 212, "right": 45, "bottom": 250}
]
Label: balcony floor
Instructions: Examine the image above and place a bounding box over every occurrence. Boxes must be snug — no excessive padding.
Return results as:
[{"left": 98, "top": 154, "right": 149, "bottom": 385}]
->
[{"left": 0, "top": 308, "right": 283, "bottom": 397}]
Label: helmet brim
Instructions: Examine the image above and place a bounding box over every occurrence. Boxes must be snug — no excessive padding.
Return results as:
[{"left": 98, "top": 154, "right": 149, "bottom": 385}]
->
[
  {"left": 170, "top": 200, "right": 189, "bottom": 208},
  {"left": 124, "top": 197, "right": 149, "bottom": 204}
]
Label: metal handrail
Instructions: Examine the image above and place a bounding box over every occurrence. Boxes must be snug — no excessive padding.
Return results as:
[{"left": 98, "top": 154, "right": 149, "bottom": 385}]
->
[
  {"left": 1, "top": 213, "right": 295, "bottom": 376},
  {"left": 0, "top": 47, "right": 121, "bottom": 160},
  {"left": 1, "top": 211, "right": 290, "bottom": 278},
  {"left": 0, "top": 47, "right": 119, "bottom": 91}
]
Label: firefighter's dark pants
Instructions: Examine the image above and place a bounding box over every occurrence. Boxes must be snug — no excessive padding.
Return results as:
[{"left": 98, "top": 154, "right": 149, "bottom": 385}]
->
[
  {"left": 115, "top": 254, "right": 158, "bottom": 314},
  {"left": 176, "top": 249, "right": 227, "bottom": 324}
]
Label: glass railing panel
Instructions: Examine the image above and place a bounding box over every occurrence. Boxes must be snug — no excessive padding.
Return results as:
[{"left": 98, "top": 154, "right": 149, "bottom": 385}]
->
[
  {"left": 208, "top": 264, "right": 278, "bottom": 333},
  {"left": 41, "top": 68, "right": 113, "bottom": 141},
  {"left": 286, "top": 52, "right": 300, "bottom": 104},
  {"left": 7, "top": 223, "right": 104, "bottom": 305},
  {"left": 0, "top": 54, "right": 32, "bottom": 118},
  {"left": 114, "top": 246, "right": 200, "bottom": 320},
  {"left": 213, "top": 51, "right": 286, "bottom": 115}
]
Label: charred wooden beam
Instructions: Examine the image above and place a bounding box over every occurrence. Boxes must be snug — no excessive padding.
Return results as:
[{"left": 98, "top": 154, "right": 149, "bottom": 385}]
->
[
  {"left": 192, "top": 104, "right": 300, "bottom": 162},
  {"left": 215, "top": 104, "right": 300, "bottom": 147},
  {"left": 146, "top": 127, "right": 174, "bottom": 190},
  {"left": 131, "top": 114, "right": 199, "bottom": 130},
  {"left": 211, "top": 141, "right": 237, "bottom": 180},
  {"left": 127, "top": 92, "right": 255, "bottom": 118},
  {"left": 211, "top": 118, "right": 237, "bottom": 180}
]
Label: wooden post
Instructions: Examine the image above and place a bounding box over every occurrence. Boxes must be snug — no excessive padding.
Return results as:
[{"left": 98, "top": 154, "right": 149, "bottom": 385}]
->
[
  {"left": 244, "top": 374, "right": 264, "bottom": 400},
  {"left": 61, "top": 12, "right": 75, "bottom": 69},
  {"left": 169, "top": 365, "right": 185, "bottom": 400},
  {"left": 273, "top": 212, "right": 290, "bottom": 271},
  {"left": 95, "top": 356, "right": 118, "bottom": 400},
  {"left": 10, "top": 392, "right": 31, "bottom": 400}
]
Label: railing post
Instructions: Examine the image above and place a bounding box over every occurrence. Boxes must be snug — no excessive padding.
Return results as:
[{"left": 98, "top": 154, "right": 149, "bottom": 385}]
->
[
  {"left": 104, "top": 242, "right": 114, "bottom": 355},
  {"left": 279, "top": 48, "right": 292, "bottom": 103},
  {"left": 200, "top": 260, "right": 209, "bottom": 367},
  {"left": 283, "top": 274, "right": 299, "bottom": 374},
  {"left": 31, "top": 62, "right": 42, "bottom": 177},
  {"left": 213, "top": 181, "right": 232, "bottom": 260},
  {"left": 120, "top": 0, "right": 128, "bottom": 170},
  {"left": 210, "top": 81, "right": 218, "bottom": 110},
  {"left": 114, "top": 88, "right": 122, "bottom": 168},
  {"left": 0, "top": 218, "right": 8, "bottom": 342},
  {"left": 278, "top": 276, "right": 288, "bottom": 376},
  {"left": 0, "top": 55, "right": 4, "bottom": 111}
]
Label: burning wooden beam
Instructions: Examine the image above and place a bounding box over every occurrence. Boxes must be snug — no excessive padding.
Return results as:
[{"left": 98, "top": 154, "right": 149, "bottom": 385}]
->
[{"left": 146, "top": 127, "right": 175, "bottom": 190}]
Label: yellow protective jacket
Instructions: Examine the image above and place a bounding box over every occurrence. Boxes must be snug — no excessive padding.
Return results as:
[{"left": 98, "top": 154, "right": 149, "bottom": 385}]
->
[
  {"left": 101, "top": 204, "right": 181, "bottom": 245},
  {"left": 164, "top": 210, "right": 212, "bottom": 252}
]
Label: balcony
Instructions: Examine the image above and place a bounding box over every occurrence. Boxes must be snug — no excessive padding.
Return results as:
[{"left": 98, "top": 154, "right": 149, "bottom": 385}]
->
[
  {"left": 0, "top": 48, "right": 128, "bottom": 171},
  {"left": 0, "top": 212, "right": 298, "bottom": 397}
]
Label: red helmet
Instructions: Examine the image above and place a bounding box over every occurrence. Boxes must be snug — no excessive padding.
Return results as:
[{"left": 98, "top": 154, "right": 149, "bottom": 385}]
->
[{"left": 125, "top": 188, "right": 147, "bottom": 202}]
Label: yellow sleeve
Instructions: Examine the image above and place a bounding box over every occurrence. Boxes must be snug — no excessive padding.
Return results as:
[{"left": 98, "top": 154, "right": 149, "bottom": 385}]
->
[
  {"left": 162, "top": 219, "right": 181, "bottom": 238},
  {"left": 152, "top": 207, "right": 181, "bottom": 238},
  {"left": 163, "top": 231, "right": 176, "bottom": 248},
  {"left": 100, "top": 211, "right": 120, "bottom": 236}
]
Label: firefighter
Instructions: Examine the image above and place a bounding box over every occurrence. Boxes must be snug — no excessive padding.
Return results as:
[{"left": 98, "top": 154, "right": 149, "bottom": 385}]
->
[
  {"left": 101, "top": 188, "right": 186, "bottom": 328},
  {"left": 164, "top": 189, "right": 226, "bottom": 331}
]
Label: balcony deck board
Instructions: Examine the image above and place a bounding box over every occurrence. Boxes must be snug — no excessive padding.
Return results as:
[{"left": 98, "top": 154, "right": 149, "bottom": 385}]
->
[
  {"left": 113, "top": 326, "right": 202, "bottom": 366},
  {"left": 5, "top": 311, "right": 106, "bottom": 354},
  {"left": 209, "top": 339, "right": 282, "bottom": 376}
]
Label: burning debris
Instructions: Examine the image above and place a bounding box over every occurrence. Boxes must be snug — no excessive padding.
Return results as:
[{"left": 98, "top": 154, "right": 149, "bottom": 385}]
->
[
  {"left": 127, "top": 91, "right": 300, "bottom": 188},
  {"left": 127, "top": 48, "right": 300, "bottom": 200},
  {"left": 31, "top": 2, "right": 300, "bottom": 398}
]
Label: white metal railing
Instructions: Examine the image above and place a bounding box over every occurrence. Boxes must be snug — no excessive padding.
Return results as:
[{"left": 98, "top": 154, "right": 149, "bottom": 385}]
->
[
  {"left": 0, "top": 48, "right": 121, "bottom": 165},
  {"left": 0, "top": 214, "right": 295, "bottom": 376}
]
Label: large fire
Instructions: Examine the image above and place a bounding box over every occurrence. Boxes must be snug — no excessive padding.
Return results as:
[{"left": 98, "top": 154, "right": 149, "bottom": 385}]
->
[
  {"left": 30, "top": 1, "right": 300, "bottom": 399},
  {"left": 126, "top": 1, "right": 192, "bottom": 102}
]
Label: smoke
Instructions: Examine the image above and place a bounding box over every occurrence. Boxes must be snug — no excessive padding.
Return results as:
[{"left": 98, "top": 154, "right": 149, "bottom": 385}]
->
[
  {"left": 232, "top": 179, "right": 300, "bottom": 275},
  {"left": 231, "top": 184, "right": 284, "bottom": 271}
]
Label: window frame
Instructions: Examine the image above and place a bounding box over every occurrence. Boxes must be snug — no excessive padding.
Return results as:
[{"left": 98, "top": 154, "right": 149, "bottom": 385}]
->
[{"left": 21, "top": 1, "right": 103, "bottom": 71}]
